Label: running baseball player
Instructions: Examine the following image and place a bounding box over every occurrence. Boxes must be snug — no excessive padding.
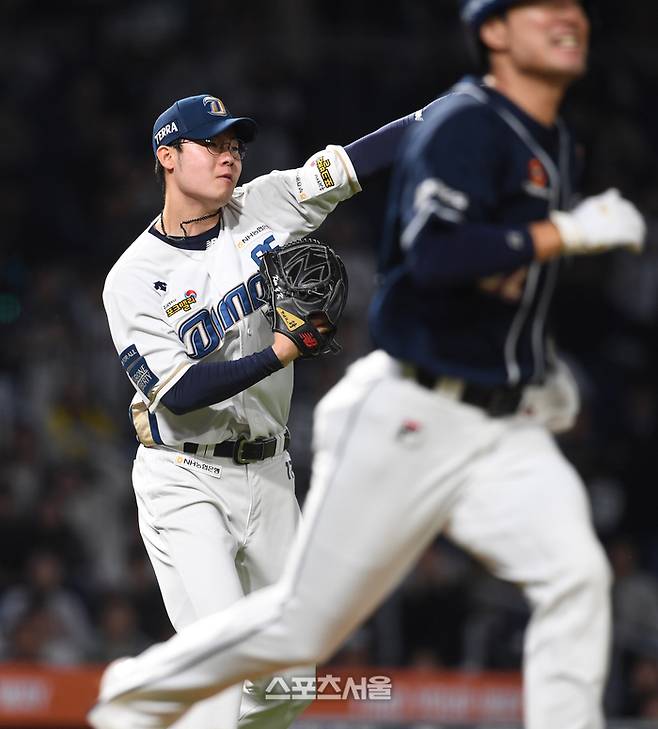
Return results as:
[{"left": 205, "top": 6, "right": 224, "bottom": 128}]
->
[
  {"left": 101, "top": 92, "right": 438, "bottom": 729},
  {"left": 89, "top": 3, "right": 646, "bottom": 729}
]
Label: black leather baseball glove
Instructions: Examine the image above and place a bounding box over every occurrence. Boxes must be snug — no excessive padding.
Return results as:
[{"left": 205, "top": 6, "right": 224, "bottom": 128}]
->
[{"left": 258, "top": 238, "right": 349, "bottom": 358}]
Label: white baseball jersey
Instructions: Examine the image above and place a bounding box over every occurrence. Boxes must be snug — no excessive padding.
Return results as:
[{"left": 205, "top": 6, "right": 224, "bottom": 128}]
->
[{"left": 103, "top": 145, "right": 360, "bottom": 447}]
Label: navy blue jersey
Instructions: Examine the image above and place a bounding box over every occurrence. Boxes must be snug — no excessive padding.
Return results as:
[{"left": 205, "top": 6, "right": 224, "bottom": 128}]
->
[{"left": 369, "top": 76, "right": 581, "bottom": 387}]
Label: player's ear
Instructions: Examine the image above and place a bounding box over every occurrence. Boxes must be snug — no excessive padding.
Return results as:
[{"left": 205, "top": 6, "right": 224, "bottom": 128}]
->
[
  {"left": 156, "top": 145, "right": 177, "bottom": 173},
  {"left": 479, "top": 16, "right": 509, "bottom": 53}
]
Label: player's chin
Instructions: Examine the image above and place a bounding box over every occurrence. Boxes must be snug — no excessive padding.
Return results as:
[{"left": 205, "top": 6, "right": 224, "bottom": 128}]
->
[
  {"left": 560, "top": 63, "right": 587, "bottom": 82},
  {"left": 548, "top": 51, "right": 587, "bottom": 79},
  {"left": 542, "top": 59, "right": 587, "bottom": 83},
  {"left": 214, "top": 179, "right": 237, "bottom": 205}
]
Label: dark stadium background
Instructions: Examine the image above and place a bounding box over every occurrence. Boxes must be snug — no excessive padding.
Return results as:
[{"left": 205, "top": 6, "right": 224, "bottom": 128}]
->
[{"left": 1, "top": 0, "right": 658, "bottom": 725}]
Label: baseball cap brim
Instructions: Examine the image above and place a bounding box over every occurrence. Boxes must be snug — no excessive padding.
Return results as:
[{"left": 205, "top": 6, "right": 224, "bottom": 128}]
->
[
  {"left": 152, "top": 94, "right": 259, "bottom": 155},
  {"left": 183, "top": 116, "right": 258, "bottom": 144}
]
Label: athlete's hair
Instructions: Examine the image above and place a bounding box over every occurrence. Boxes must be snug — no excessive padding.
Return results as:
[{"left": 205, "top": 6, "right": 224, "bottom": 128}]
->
[
  {"left": 463, "top": 26, "right": 490, "bottom": 73},
  {"left": 154, "top": 140, "right": 183, "bottom": 196}
]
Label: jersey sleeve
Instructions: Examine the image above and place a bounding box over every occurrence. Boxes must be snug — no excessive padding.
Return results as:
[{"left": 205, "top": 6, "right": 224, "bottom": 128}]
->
[
  {"left": 103, "top": 269, "right": 193, "bottom": 413},
  {"left": 235, "top": 145, "right": 362, "bottom": 234},
  {"left": 396, "top": 102, "right": 535, "bottom": 283},
  {"left": 402, "top": 103, "right": 502, "bottom": 228},
  {"left": 343, "top": 95, "right": 445, "bottom": 179}
]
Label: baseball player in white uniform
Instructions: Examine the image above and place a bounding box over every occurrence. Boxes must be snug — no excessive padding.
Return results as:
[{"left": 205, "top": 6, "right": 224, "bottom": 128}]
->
[
  {"left": 101, "top": 93, "right": 434, "bottom": 729},
  {"left": 90, "top": 4, "right": 647, "bottom": 729}
]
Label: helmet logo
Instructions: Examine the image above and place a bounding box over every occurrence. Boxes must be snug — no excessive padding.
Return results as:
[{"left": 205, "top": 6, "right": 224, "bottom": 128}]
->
[{"left": 203, "top": 96, "right": 228, "bottom": 116}]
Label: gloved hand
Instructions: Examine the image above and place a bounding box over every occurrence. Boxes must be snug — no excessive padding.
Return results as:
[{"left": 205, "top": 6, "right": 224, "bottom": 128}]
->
[
  {"left": 520, "top": 358, "right": 580, "bottom": 434},
  {"left": 550, "top": 188, "right": 646, "bottom": 256},
  {"left": 259, "top": 238, "right": 348, "bottom": 358}
]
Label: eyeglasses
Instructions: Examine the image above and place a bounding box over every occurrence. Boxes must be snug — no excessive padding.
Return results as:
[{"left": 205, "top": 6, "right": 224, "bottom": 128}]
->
[{"left": 180, "top": 138, "right": 247, "bottom": 161}]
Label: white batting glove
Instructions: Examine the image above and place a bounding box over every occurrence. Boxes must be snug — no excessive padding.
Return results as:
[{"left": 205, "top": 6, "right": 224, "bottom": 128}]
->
[
  {"left": 520, "top": 358, "right": 580, "bottom": 434},
  {"left": 550, "top": 188, "right": 646, "bottom": 256}
]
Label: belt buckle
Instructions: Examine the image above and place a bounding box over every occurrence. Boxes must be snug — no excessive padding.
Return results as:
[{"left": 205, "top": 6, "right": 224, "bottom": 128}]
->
[{"left": 233, "top": 436, "right": 258, "bottom": 465}]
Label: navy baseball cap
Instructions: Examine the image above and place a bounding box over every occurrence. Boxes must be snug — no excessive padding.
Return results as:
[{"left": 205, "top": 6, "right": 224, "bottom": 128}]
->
[
  {"left": 459, "top": 0, "right": 524, "bottom": 30},
  {"left": 152, "top": 94, "right": 258, "bottom": 156}
]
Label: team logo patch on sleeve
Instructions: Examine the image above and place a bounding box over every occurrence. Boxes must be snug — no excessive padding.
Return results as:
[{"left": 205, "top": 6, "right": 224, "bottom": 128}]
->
[{"left": 119, "top": 344, "right": 160, "bottom": 398}]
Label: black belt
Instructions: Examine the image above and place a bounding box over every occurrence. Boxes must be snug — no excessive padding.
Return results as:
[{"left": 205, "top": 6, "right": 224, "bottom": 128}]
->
[
  {"left": 183, "top": 432, "right": 290, "bottom": 465},
  {"left": 413, "top": 368, "right": 524, "bottom": 417}
]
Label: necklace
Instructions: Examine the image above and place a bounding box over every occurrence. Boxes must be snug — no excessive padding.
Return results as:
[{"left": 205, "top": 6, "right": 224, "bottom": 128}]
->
[{"left": 160, "top": 209, "right": 221, "bottom": 239}]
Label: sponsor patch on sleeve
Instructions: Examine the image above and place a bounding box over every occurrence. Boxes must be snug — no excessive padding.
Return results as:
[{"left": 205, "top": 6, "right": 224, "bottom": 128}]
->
[
  {"left": 120, "top": 344, "right": 140, "bottom": 370},
  {"left": 295, "top": 151, "right": 338, "bottom": 202},
  {"left": 119, "top": 344, "right": 160, "bottom": 398}
]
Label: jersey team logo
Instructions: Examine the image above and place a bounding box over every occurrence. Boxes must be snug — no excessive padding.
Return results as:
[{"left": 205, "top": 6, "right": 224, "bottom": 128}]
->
[
  {"left": 528, "top": 158, "right": 548, "bottom": 188},
  {"left": 166, "top": 290, "right": 198, "bottom": 318}
]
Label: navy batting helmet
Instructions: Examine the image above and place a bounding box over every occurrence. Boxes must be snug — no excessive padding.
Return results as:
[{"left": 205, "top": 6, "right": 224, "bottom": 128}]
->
[
  {"left": 459, "top": 0, "right": 525, "bottom": 31},
  {"left": 460, "top": 0, "right": 589, "bottom": 32}
]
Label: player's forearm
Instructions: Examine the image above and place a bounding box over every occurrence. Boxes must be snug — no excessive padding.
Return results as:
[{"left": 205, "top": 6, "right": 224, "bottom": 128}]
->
[
  {"left": 530, "top": 220, "right": 564, "bottom": 261},
  {"left": 344, "top": 97, "right": 444, "bottom": 179},
  {"left": 345, "top": 116, "right": 415, "bottom": 179},
  {"left": 271, "top": 333, "right": 301, "bottom": 366},
  {"left": 406, "top": 221, "right": 535, "bottom": 286},
  {"left": 160, "top": 348, "right": 283, "bottom": 415}
]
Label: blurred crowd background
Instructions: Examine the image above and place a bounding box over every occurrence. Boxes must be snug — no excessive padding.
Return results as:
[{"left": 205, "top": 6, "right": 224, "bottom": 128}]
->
[{"left": 2, "top": 0, "right": 658, "bottom": 721}]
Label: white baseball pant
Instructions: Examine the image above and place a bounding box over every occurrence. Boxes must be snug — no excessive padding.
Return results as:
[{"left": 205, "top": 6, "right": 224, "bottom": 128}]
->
[
  {"left": 90, "top": 351, "right": 611, "bottom": 729},
  {"left": 130, "top": 443, "right": 311, "bottom": 729}
]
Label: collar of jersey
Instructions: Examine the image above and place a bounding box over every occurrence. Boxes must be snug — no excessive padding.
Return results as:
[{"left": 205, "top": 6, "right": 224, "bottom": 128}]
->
[
  {"left": 149, "top": 220, "right": 220, "bottom": 250},
  {"left": 469, "top": 75, "right": 560, "bottom": 147}
]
